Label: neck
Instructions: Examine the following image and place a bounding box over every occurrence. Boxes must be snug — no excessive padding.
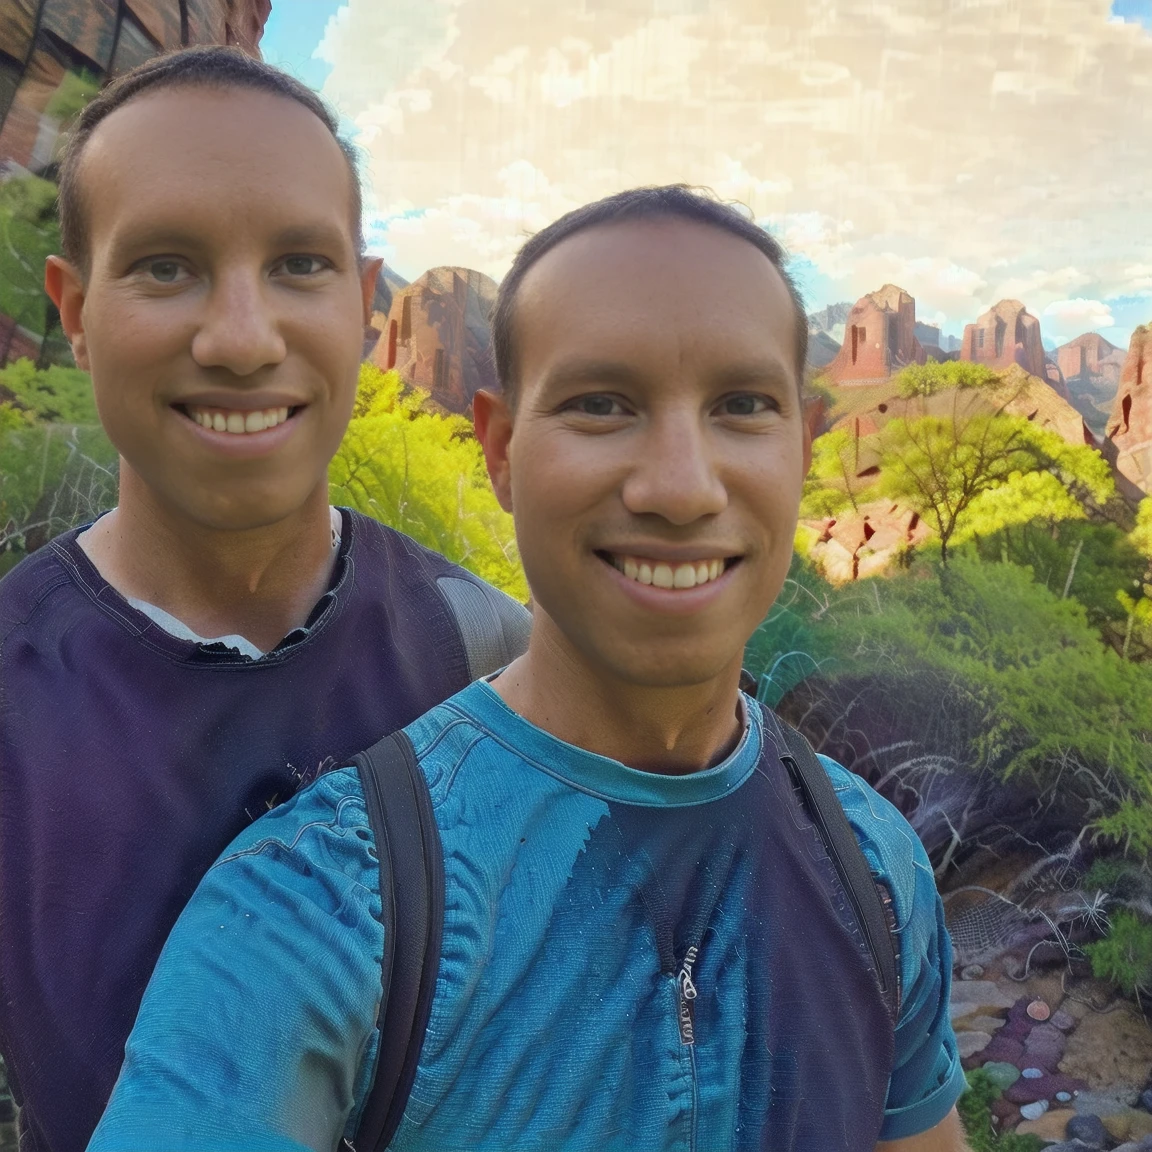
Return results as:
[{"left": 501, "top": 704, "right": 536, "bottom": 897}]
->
[
  {"left": 491, "top": 611, "right": 745, "bottom": 775},
  {"left": 78, "top": 464, "right": 339, "bottom": 652}
]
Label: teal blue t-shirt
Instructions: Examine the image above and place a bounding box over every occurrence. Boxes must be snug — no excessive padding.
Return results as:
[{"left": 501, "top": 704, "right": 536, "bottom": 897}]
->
[{"left": 89, "top": 683, "right": 964, "bottom": 1151}]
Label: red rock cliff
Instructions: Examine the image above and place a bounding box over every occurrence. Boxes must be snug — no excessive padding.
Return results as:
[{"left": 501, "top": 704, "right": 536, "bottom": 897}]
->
[
  {"left": 961, "top": 300, "right": 1047, "bottom": 379},
  {"left": 1105, "top": 325, "right": 1152, "bottom": 494},
  {"left": 372, "top": 267, "right": 499, "bottom": 413},
  {"left": 823, "top": 284, "right": 927, "bottom": 386}
]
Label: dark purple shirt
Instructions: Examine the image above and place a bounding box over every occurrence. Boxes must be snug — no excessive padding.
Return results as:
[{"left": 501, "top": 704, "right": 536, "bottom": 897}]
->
[{"left": 0, "top": 510, "right": 515, "bottom": 1152}]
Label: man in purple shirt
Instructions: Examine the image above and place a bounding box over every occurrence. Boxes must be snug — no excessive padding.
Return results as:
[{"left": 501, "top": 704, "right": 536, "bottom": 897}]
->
[{"left": 0, "top": 48, "right": 527, "bottom": 1152}]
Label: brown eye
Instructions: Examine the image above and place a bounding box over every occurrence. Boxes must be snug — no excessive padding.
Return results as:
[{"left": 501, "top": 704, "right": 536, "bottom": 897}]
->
[{"left": 573, "top": 395, "right": 625, "bottom": 416}]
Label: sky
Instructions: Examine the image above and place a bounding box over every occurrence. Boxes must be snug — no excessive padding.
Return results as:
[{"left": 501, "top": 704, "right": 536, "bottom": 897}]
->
[{"left": 262, "top": 0, "right": 1152, "bottom": 350}]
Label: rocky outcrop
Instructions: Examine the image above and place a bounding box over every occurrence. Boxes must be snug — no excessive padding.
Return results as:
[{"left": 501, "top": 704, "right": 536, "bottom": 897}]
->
[
  {"left": 371, "top": 266, "right": 499, "bottom": 413},
  {"left": 1056, "top": 333, "right": 1128, "bottom": 438},
  {"left": 823, "top": 284, "right": 928, "bottom": 386},
  {"left": 1105, "top": 325, "right": 1152, "bottom": 494},
  {"left": 961, "top": 300, "right": 1048, "bottom": 380},
  {"left": 0, "top": 0, "right": 270, "bottom": 173}
]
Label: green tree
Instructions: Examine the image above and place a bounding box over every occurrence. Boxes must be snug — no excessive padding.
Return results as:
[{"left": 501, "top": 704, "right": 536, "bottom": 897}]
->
[
  {"left": 801, "top": 428, "right": 878, "bottom": 518},
  {"left": 329, "top": 365, "right": 527, "bottom": 600},
  {"left": 879, "top": 393, "right": 1038, "bottom": 563},
  {"left": 0, "top": 175, "right": 61, "bottom": 343},
  {"left": 0, "top": 359, "right": 98, "bottom": 424},
  {"left": 894, "top": 359, "right": 1000, "bottom": 398}
]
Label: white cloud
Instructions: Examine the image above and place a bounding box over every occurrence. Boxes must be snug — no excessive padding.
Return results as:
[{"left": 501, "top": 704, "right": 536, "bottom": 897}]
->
[
  {"left": 1042, "top": 297, "right": 1116, "bottom": 340},
  {"left": 318, "top": 0, "right": 1152, "bottom": 339}
]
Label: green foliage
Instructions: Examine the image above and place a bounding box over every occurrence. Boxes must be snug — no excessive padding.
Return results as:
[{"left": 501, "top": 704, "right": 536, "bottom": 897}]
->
[
  {"left": 0, "top": 402, "right": 30, "bottom": 432},
  {"left": 44, "top": 70, "right": 99, "bottom": 124},
  {"left": 746, "top": 555, "right": 1152, "bottom": 852},
  {"left": 329, "top": 364, "right": 527, "bottom": 601},
  {"left": 0, "top": 175, "right": 60, "bottom": 337},
  {"left": 1085, "top": 910, "right": 1152, "bottom": 1001},
  {"left": 1130, "top": 497, "right": 1152, "bottom": 561},
  {"left": 800, "top": 428, "right": 877, "bottom": 518},
  {"left": 0, "top": 420, "right": 117, "bottom": 573},
  {"left": 957, "top": 1069, "right": 1044, "bottom": 1152},
  {"left": 895, "top": 359, "right": 1000, "bottom": 398},
  {"left": 0, "top": 359, "right": 98, "bottom": 424}
]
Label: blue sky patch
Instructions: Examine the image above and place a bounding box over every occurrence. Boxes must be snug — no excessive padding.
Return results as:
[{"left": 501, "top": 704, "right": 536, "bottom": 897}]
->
[{"left": 1111, "top": 0, "right": 1152, "bottom": 30}]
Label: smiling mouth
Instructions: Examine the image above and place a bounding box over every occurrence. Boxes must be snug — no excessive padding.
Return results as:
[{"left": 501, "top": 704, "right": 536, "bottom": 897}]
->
[
  {"left": 599, "top": 552, "right": 740, "bottom": 590},
  {"left": 175, "top": 404, "right": 303, "bottom": 435}
]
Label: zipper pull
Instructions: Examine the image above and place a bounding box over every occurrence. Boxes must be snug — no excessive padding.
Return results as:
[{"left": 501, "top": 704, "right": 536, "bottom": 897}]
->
[{"left": 677, "top": 945, "right": 698, "bottom": 1045}]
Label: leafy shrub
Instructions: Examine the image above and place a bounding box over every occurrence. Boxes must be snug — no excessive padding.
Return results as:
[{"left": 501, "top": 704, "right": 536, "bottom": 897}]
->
[
  {"left": 329, "top": 365, "right": 527, "bottom": 600},
  {"left": 1085, "top": 910, "right": 1152, "bottom": 1002},
  {"left": 0, "top": 359, "right": 98, "bottom": 424},
  {"left": 895, "top": 360, "right": 1000, "bottom": 398}
]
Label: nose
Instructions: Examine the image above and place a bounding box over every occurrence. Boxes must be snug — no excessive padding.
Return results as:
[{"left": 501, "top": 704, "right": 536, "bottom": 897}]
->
[
  {"left": 190, "top": 266, "right": 287, "bottom": 376},
  {"left": 620, "top": 407, "right": 728, "bottom": 525}
]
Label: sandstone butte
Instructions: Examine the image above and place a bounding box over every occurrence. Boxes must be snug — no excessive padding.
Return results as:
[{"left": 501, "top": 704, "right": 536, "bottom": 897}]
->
[
  {"left": 370, "top": 267, "right": 500, "bottom": 414},
  {"left": 823, "top": 284, "right": 928, "bottom": 387},
  {"left": 1056, "top": 332, "right": 1130, "bottom": 438},
  {"left": 1105, "top": 324, "right": 1152, "bottom": 495},
  {"left": 960, "top": 299, "right": 1069, "bottom": 399}
]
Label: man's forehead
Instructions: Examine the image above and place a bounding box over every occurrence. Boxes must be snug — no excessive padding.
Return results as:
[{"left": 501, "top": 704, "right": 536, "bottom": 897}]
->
[{"left": 80, "top": 86, "right": 356, "bottom": 250}]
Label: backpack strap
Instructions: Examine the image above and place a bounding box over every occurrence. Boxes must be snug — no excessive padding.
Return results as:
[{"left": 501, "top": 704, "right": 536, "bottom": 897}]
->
[
  {"left": 351, "top": 731, "right": 445, "bottom": 1151},
  {"left": 759, "top": 706, "right": 902, "bottom": 1025},
  {"left": 435, "top": 574, "right": 532, "bottom": 682}
]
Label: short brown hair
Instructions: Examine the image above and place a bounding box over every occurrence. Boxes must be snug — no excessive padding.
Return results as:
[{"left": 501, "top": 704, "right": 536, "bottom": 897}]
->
[
  {"left": 57, "top": 45, "right": 363, "bottom": 275},
  {"left": 492, "top": 185, "right": 807, "bottom": 402}
]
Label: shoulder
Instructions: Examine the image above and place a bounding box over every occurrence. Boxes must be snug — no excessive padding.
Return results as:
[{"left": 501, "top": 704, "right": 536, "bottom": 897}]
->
[
  {"left": 343, "top": 509, "right": 530, "bottom": 678},
  {"left": 0, "top": 533, "right": 83, "bottom": 646},
  {"left": 817, "top": 757, "right": 944, "bottom": 986}
]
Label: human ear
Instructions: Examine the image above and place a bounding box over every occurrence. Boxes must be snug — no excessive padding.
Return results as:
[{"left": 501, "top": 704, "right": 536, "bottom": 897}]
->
[
  {"left": 359, "top": 257, "right": 385, "bottom": 324},
  {"left": 472, "top": 389, "right": 514, "bottom": 513},
  {"left": 45, "top": 256, "right": 89, "bottom": 370}
]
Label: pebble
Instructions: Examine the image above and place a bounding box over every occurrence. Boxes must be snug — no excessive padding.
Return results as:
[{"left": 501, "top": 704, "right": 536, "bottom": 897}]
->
[
  {"left": 1065, "top": 1112, "right": 1107, "bottom": 1148},
  {"left": 982, "top": 1061, "right": 1021, "bottom": 1090},
  {"left": 1027, "top": 998, "right": 1051, "bottom": 1021},
  {"left": 1051, "top": 1009, "right": 1076, "bottom": 1032},
  {"left": 1022, "top": 1067, "right": 1043, "bottom": 1079},
  {"left": 1056, "top": 1091, "right": 1073, "bottom": 1102},
  {"left": 1020, "top": 1100, "right": 1050, "bottom": 1121},
  {"left": 960, "top": 964, "right": 984, "bottom": 980}
]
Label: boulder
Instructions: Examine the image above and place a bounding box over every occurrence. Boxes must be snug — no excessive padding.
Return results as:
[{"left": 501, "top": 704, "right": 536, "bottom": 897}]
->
[{"left": 1064, "top": 1112, "right": 1107, "bottom": 1148}]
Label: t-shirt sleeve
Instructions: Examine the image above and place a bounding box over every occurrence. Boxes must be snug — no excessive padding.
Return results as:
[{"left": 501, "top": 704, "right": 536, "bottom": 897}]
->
[
  {"left": 818, "top": 756, "right": 967, "bottom": 1143},
  {"left": 87, "top": 768, "right": 385, "bottom": 1152}
]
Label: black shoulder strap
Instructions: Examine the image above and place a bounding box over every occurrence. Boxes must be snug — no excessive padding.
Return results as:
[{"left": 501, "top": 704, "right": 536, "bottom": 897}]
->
[
  {"left": 351, "top": 731, "right": 445, "bottom": 1151},
  {"left": 760, "top": 706, "right": 902, "bottom": 1024}
]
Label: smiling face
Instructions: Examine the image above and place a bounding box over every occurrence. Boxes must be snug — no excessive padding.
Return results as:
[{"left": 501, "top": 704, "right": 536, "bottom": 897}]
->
[
  {"left": 48, "top": 86, "right": 377, "bottom": 531},
  {"left": 480, "top": 217, "right": 811, "bottom": 691}
]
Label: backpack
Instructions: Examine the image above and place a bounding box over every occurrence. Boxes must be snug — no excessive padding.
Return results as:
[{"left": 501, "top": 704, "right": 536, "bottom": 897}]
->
[{"left": 348, "top": 701, "right": 902, "bottom": 1151}]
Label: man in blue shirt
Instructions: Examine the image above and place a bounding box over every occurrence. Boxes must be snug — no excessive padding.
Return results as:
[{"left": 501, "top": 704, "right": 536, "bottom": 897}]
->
[
  {"left": 0, "top": 48, "right": 526, "bottom": 1152},
  {"left": 90, "top": 187, "right": 970, "bottom": 1151}
]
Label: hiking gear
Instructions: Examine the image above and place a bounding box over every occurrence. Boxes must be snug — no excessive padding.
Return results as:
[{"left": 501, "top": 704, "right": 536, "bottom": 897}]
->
[
  {"left": 0, "top": 510, "right": 528, "bottom": 1152},
  {"left": 350, "top": 698, "right": 902, "bottom": 1151}
]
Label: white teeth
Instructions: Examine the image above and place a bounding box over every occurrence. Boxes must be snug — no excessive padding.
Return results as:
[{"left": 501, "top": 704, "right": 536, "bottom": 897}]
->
[
  {"left": 187, "top": 406, "right": 293, "bottom": 435},
  {"left": 611, "top": 554, "right": 728, "bottom": 590}
]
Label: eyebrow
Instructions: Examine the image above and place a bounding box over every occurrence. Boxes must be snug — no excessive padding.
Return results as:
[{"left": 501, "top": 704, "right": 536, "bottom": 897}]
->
[
  {"left": 107, "top": 222, "right": 351, "bottom": 263},
  {"left": 539, "top": 359, "right": 647, "bottom": 393}
]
